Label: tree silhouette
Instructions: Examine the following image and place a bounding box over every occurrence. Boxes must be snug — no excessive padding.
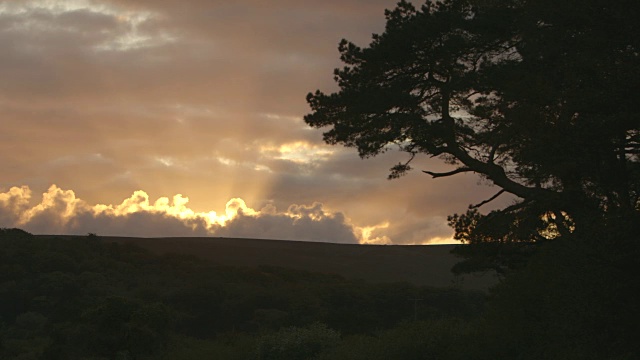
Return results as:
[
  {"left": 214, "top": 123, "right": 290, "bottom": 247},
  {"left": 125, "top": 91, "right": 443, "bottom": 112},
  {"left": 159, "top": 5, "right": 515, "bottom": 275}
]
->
[{"left": 305, "top": 0, "right": 639, "bottom": 272}]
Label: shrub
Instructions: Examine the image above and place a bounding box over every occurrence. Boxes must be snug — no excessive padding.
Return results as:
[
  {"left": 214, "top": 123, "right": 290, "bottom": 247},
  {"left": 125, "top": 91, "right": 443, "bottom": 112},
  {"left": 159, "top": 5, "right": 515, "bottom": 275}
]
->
[{"left": 254, "top": 322, "right": 340, "bottom": 360}]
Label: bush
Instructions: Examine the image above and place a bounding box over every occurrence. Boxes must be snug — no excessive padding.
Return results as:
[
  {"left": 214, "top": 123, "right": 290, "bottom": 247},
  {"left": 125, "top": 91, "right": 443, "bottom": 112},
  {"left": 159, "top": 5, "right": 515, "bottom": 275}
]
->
[
  {"left": 318, "top": 318, "right": 471, "bottom": 360},
  {"left": 254, "top": 322, "right": 340, "bottom": 360}
]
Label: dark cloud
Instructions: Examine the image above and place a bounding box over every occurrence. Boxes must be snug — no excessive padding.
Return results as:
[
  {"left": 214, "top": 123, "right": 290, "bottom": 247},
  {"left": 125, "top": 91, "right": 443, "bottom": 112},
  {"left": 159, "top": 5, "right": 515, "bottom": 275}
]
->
[
  {"left": 65, "top": 211, "right": 213, "bottom": 238},
  {"left": 214, "top": 202, "right": 358, "bottom": 243}
]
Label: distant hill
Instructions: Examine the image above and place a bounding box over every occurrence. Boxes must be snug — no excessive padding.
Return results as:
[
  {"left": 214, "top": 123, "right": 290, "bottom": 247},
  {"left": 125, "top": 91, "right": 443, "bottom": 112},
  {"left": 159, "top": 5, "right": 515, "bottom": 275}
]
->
[{"left": 81, "top": 236, "right": 498, "bottom": 290}]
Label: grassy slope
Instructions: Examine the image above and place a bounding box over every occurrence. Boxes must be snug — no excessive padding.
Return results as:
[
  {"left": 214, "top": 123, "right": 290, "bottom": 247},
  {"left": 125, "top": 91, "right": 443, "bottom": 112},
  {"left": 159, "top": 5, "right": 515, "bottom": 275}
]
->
[{"left": 85, "top": 236, "right": 497, "bottom": 290}]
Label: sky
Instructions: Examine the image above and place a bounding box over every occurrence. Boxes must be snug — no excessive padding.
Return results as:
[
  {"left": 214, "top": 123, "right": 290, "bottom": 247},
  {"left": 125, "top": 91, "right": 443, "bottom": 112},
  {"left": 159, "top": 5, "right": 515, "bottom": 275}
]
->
[{"left": 0, "top": 0, "right": 511, "bottom": 244}]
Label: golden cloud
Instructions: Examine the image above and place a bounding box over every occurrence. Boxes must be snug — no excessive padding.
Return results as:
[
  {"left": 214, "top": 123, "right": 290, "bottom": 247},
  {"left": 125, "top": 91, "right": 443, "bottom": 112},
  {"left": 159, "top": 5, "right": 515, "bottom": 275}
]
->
[{"left": 0, "top": 185, "right": 392, "bottom": 244}]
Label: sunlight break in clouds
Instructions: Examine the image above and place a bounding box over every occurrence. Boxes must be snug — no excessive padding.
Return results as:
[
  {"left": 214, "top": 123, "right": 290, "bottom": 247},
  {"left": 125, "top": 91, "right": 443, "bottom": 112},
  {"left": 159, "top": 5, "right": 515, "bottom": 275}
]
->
[
  {"left": 259, "top": 141, "right": 335, "bottom": 164},
  {"left": 0, "top": 185, "right": 390, "bottom": 244}
]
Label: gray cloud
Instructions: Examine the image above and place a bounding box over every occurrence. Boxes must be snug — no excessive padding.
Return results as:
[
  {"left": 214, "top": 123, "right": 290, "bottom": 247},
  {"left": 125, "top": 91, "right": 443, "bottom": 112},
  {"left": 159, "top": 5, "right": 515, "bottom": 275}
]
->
[{"left": 214, "top": 202, "right": 358, "bottom": 243}]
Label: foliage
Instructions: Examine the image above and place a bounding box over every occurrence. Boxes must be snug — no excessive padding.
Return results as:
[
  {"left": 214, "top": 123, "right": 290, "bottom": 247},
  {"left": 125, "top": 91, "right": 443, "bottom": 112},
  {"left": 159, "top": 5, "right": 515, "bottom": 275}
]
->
[
  {"left": 474, "top": 226, "right": 640, "bottom": 360},
  {"left": 303, "top": 1, "right": 640, "bottom": 358},
  {"left": 317, "top": 319, "right": 471, "bottom": 360},
  {"left": 0, "top": 229, "right": 485, "bottom": 359},
  {"left": 2, "top": 224, "right": 637, "bottom": 358},
  {"left": 305, "top": 0, "right": 640, "bottom": 272},
  {"left": 254, "top": 322, "right": 340, "bottom": 360},
  {"left": 161, "top": 334, "right": 254, "bottom": 360}
]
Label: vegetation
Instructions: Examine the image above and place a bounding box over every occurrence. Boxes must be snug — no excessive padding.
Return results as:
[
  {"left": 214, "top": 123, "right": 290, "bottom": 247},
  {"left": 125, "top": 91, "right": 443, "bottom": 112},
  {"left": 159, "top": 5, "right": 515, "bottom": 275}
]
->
[
  {"left": 305, "top": 0, "right": 639, "bottom": 273},
  {"left": 0, "top": 228, "right": 486, "bottom": 359},
  {"left": 103, "top": 236, "right": 497, "bottom": 290},
  {"left": 3, "top": 228, "right": 636, "bottom": 359},
  {"left": 304, "top": 0, "right": 639, "bottom": 358},
  {"left": 2, "top": 0, "right": 638, "bottom": 358}
]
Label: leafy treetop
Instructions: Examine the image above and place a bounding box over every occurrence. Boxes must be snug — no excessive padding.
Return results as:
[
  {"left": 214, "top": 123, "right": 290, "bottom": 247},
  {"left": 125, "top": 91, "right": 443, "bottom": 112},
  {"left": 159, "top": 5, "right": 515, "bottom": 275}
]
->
[{"left": 305, "top": 0, "right": 639, "bottom": 273}]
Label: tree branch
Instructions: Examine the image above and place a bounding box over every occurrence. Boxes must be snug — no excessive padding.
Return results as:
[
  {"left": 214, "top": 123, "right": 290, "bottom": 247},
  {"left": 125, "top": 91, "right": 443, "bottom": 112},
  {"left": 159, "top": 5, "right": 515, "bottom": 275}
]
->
[
  {"left": 488, "top": 144, "right": 499, "bottom": 163},
  {"left": 551, "top": 210, "right": 573, "bottom": 238},
  {"left": 437, "top": 80, "right": 564, "bottom": 209},
  {"left": 423, "top": 167, "right": 472, "bottom": 178},
  {"left": 493, "top": 200, "right": 532, "bottom": 216},
  {"left": 470, "top": 189, "right": 506, "bottom": 209},
  {"left": 388, "top": 152, "right": 417, "bottom": 179},
  {"left": 447, "top": 138, "right": 562, "bottom": 203}
]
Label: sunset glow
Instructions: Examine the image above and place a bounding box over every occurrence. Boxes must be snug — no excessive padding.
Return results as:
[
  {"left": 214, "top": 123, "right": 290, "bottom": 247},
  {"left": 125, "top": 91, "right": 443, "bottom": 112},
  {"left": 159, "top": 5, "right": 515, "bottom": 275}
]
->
[
  {"left": 0, "top": 0, "right": 510, "bottom": 244},
  {"left": 1, "top": 185, "right": 376, "bottom": 243},
  {"left": 260, "top": 141, "right": 335, "bottom": 165}
]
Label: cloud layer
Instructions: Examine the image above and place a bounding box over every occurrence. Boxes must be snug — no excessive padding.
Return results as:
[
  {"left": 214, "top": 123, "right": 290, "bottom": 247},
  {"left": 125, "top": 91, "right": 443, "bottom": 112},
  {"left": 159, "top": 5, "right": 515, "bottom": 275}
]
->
[
  {"left": 0, "top": 1, "right": 514, "bottom": 244},
  {"left": 0, "top": 185, "right": 391, "bottom": 244}
]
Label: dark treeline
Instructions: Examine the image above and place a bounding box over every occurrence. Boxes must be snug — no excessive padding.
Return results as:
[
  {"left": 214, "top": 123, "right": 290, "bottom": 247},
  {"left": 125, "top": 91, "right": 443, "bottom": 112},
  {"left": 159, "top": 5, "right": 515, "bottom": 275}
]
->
[
  {"left": 0, "top": 228, "right": 486, "bottom": 359},
  {"left": 2, "top": 227, "right": 638, "bottom": 359}
]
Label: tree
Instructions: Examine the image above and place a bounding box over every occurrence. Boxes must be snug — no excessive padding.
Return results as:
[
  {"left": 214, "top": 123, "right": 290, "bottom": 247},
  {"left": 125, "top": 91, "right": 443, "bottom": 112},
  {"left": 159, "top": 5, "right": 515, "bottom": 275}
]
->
[{"left": 305, "top": 0, "right": 639, "bottom": 273}]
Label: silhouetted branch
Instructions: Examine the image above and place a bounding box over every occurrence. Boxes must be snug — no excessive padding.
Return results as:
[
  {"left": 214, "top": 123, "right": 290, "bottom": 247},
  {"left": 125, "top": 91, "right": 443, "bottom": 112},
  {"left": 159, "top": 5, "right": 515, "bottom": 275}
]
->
[
  {"left": 470, "top": 189, "right": 506, "bottom": 209},
  {"left": 482, "top": 200, "right": 531, "bottom": 220},
  {"left": 423, "top": 167, "right": 472, "bottom": 178},
  {"left": 551, "top": 210, "right": 573, "bottom": 238},
  {"left": 388, "top": 152, "right": 417, "bottom": 179},
  {"left": 488, "top": 144, "right": 499, "bottom": 163}
]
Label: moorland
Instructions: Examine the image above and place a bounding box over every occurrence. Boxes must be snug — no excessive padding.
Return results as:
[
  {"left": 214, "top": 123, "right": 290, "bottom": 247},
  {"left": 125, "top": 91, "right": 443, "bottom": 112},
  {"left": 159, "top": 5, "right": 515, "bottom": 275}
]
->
[
  {"left": 1, "top": 228, "right": 638, "bottom": 359},
  {"left": 96, "top": 235, "right": 496, "bottom": 290},
  {"left": 1, "top": 228, "right": 488, "bottom": 359}
]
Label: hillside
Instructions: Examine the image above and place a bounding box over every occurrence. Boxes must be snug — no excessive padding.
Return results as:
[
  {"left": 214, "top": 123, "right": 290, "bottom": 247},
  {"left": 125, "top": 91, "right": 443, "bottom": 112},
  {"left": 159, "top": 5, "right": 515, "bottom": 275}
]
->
[
  {"left": 91, "top": 236, "right": 497, "bottom": 290},
  {"left": 3, "top": 228, "right": 493, "bottom": 359}
]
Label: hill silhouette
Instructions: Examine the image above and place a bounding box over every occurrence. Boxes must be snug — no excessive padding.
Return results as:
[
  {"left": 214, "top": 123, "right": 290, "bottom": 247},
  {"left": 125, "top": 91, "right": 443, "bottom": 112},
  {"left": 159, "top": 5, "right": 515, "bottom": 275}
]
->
[
  {"left": 3, "top": 228, "right": 493, "bottom": 358},
  {"left": 52, "top": 236, "right": 497, "bottom": 290}
]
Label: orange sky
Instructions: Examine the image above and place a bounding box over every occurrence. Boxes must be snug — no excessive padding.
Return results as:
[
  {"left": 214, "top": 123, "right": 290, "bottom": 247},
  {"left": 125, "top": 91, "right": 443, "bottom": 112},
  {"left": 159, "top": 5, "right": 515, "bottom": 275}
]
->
[{"left": 0, "top": 0, "right": 511, "bottom": 244}]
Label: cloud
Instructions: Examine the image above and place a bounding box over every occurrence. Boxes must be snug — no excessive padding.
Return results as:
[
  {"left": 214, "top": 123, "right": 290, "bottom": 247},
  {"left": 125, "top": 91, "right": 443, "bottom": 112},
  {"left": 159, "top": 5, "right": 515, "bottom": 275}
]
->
[
  {"left": 0, "top": 185, "right": 389, "bottom": 243},
  {"left": 0, "top": 186, "right": 32, "bottom": 225},
  {"left": 0, "top": 0, "right": 502, "bottom": 246},
  {"left": 214, "top": 201, "right": 360, "bottom": 243}
]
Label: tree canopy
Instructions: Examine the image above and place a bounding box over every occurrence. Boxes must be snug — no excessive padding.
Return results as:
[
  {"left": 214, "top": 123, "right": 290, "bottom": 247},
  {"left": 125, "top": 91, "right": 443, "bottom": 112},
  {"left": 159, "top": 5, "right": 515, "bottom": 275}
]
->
[{"left": 305, "top": 0, "right": 640, "bottom": 273}]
